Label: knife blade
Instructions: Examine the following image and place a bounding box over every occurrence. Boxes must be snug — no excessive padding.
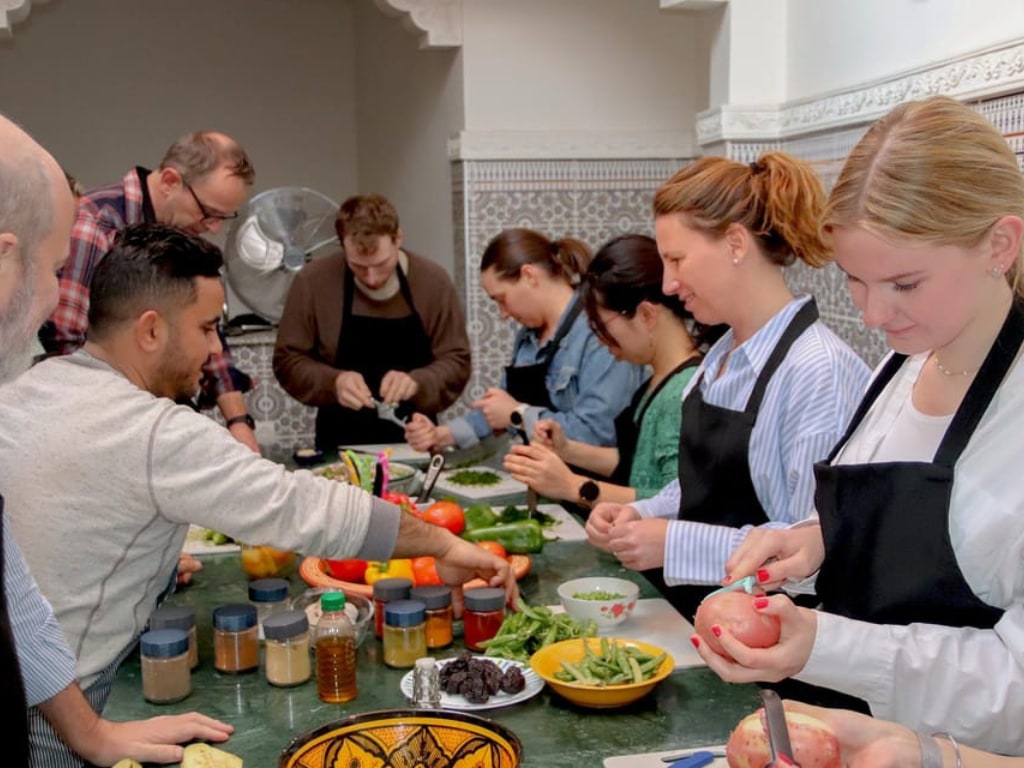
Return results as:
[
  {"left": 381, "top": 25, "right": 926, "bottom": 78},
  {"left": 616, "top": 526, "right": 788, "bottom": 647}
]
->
[
  {"left": 416, "top": 452, "right": 446, "bottom": 503},
  {"left": 509, "top": 410, "right": 536, "bottom": 518},
  {"left": 760, "top": 689, "right": 797, "bottom": 767}
]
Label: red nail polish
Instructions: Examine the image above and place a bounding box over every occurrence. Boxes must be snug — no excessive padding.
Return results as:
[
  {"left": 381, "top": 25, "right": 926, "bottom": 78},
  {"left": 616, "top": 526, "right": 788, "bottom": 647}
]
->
[
  {"left": 711, "top": 625, "right": 722, "bottom": 638},
  {"left": 722, "top": 575, "right": 733, "bottom": 584},
  {"left": 757, "top": 568, "right": 770, "bottom": 583},
  {"left": 690, "top": 635, "right": 701, "bottom": 649},
  {"left": 754, "top": 596, "right": 769, "bottom": 609}
]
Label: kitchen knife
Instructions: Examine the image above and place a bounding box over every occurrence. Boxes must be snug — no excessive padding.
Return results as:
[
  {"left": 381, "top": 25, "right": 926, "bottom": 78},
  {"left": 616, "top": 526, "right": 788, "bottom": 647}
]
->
[
  {"left": 760, "top": 688, "right": 797, "bottom": 767},
  {"left": 416, "top": 452, "right": 446, "bottom": 503},
  {"left": 508, "top": 410, "right": 537, "bottom": 517}
]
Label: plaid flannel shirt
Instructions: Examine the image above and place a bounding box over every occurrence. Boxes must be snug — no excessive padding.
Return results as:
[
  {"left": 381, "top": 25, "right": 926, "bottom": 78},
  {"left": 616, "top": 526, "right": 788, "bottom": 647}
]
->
[{"left": 43, "top": 167, "right": 243, "bottom": 403}]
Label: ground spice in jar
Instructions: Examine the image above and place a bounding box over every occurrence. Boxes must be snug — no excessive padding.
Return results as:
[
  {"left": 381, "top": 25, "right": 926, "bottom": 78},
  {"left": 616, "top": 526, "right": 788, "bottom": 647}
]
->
[
  {"left": 383, "top": 600, "right": 427, "bottom": 668},
  {"left": 410, "top": 585, "right": 453, "bottom": 649},
  {"left": 149, "top": 605, "right": 198, "bottom": 669},
  {"left": 372, "top": 577, "right": 412, "bottom": 639},
  {"left": 463, "top": 587, "right": 506, "bottom": 651},
  {"left": 213, "top": 604, "right": 259, "bottom": 673},
  {"left": 140, "top": 628, "right": 191, "bottom": 704},
  {"left": 262, "top": 609, "right": 311, "bottom": 687}
]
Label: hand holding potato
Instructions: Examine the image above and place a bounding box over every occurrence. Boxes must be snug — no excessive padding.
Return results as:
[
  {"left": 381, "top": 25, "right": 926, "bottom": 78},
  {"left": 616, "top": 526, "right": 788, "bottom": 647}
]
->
[{"left": 725, "top": 523, "right": 826, "bottom": 589}]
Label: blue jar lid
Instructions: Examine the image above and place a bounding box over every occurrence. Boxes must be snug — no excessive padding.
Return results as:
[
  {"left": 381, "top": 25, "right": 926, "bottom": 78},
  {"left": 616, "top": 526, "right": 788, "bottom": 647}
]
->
[
  {"left": 248, "top": 578, "right": 290, "bottom": 603},
  {"left": 263, "top": 609, "right": 309, "bottom": 641},
  {"left": 464, "top": 587, "right": 505, "bottom": 613},
  {"left": 410, "top": 585, "right": 452, "bottom": 610},
  {"left": 213, "top": 603, "right": 257, "bottom": 632},
  {"left": 385, "top": 599, "right": 426, "bottom": 628},
  {"left": 149, "top": 605, "right": 195, "bottom": 632},
  {"left": 372, "top": 577, "right": 413, "bottom": 601},
  {"left": 140, "top": 628, "right": 189, "bottom": 658}
]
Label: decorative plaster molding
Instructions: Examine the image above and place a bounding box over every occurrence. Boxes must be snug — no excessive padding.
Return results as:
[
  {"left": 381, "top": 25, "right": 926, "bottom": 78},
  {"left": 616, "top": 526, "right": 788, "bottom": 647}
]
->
[
  {"left": 0, "top": 0, "right": 47, "bottom": 36},
  {"left": 372, "top": 0, "right": 461, "bottom": 49},
  {"left": 698, "top": 37, "right": 1024, "bottom": 146},
  {"left": 448, "top": 129, "right": 695, "bottom": 160}
]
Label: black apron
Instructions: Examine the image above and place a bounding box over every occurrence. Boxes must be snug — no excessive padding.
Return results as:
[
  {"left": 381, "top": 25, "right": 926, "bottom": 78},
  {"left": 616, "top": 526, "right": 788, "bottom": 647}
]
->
[
  {"left": 314, "top": 265, "right": 433, "bottom": 449},
  {"left": 504, "top": 296, "right": 584, "bottom": 409},
  {"left": 647, "top": 299, "right": 820, "bottom": 620},
  {"left": 609, "top": 355, "right": 703, "bottom": 487}
]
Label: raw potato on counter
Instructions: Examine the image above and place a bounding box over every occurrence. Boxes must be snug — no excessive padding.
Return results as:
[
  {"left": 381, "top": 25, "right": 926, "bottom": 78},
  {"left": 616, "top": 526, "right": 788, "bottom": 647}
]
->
[
  {"left": 182, "top": 743, "right": 243, "bottom": 768},
  {"left": 726, "top": 709, "right": 840, "bottom": 768}
]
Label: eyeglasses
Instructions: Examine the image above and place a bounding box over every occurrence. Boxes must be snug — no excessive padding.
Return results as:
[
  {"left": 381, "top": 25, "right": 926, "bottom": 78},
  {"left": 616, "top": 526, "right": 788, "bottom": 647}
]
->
[{"left": 183, "top": 180, "right": 238, "bottom": 223}]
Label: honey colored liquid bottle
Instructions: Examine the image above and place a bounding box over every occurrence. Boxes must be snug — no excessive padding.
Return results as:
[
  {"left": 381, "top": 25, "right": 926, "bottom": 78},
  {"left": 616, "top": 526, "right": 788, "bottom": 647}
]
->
[{"left": 315, "top": 592, "right": 357, "bottom": 703}]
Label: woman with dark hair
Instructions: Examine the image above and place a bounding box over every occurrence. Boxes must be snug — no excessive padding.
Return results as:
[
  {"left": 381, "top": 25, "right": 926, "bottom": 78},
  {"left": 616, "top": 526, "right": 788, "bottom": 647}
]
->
[
  {"left": 406, "top": 228, "right": 643, "bottom": 452},
  {"left": 503, "top": 234, "right": 722, "bottom": 508}
]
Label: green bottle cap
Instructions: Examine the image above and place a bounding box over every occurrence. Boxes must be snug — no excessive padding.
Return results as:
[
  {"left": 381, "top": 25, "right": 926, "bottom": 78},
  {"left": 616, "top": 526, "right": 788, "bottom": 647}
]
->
[{"left": 320, "top": 591, "right": 346, "bottom": 612}]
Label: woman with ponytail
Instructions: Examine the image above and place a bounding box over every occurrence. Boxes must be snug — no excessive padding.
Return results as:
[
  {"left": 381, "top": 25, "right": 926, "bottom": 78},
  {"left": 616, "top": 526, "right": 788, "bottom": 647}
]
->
[
  {"left": 406, "top": 228, "right": 644, "bottom": 452},
  {"left": 586, "top": 153, "right": 870, "bottom": 620}
]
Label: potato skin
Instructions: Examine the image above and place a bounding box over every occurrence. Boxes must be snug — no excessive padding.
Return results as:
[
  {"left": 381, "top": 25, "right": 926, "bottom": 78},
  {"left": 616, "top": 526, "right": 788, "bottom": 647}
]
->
[
  {"left": 726, "top": 709, "right": 841, "bottom": 768},
  {"left": 694, "top": 591, "right": 781, "bottom": 660}
]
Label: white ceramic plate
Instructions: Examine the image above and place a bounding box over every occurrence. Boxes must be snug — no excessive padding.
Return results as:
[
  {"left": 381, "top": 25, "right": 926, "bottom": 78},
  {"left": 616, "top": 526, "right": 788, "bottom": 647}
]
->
[{"left": 398, "top": 656, "right": 543, "bottom": 711}]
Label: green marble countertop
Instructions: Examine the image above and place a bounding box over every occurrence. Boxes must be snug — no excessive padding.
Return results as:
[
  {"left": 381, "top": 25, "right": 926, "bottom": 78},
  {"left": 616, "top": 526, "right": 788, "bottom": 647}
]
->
[{"left": 103, "top": 537, "right": 759, "bottom": 767}]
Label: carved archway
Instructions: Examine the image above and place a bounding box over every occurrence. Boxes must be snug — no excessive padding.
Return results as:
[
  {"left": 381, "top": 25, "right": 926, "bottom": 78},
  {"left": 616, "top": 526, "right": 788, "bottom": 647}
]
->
[{"left": 372, "top": 0, "right": 461, "bottom": 49}]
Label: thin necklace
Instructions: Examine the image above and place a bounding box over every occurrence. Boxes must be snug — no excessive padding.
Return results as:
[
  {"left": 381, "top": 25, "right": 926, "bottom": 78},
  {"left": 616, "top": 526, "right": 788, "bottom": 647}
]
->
[{"left": 933, "top": 354, "right": 979, "bottom": 377}]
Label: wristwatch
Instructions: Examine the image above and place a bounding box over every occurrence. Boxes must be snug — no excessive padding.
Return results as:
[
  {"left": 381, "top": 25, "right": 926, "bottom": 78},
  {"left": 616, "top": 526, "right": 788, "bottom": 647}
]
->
[
  {"left": 225, "top": 413, "right": 256, "bottom": 430},
  {"left": 578, "top": 479, "right": 600, "bottom": 507}
]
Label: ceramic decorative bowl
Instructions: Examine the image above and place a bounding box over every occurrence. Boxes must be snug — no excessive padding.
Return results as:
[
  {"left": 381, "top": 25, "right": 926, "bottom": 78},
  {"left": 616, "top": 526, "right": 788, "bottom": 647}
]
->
[
  {"left": 529, "top": 637, "right": 673, "bottom": 709},
  {"left": 239, "top": 544, "right": 298, "bottom": 580},
  {"left": 279, "top": 709, "right": 523, "bottom": 768},
  {"left": 313, "top": 459, "right": 420, "bottom": 495},
  {"left": 288, "top": 588, "right": 374, "bottom": 647},
  {"left": 557, "top": 576, "right": 640, "bottom": 629}
]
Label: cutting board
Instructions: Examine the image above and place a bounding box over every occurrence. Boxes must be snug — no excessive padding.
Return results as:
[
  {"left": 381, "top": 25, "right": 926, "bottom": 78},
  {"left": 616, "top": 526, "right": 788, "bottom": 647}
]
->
[
  {"left": 528, "top": 503, "right": 588, "bottom": 542},
  {"left": 548, "top": 597, "right": 705, "bottom": 670},
  {"left": 604, "top": 745, "right": 726, "bottom": 768},
  {"left": 432, "top": 465, "right": 527, "bottom": 499},
  {"left": 182, "top": 524, "right": 240, "bottom": 555}
]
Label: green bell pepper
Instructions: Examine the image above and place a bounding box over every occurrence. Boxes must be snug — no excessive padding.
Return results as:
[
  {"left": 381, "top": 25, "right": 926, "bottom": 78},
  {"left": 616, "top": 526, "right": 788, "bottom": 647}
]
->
[
  {"left": 464, "top": 503, "right": 499, "bottom": 531},
  {"left": 461, "top": 519, "right": 546, "bottom": 553}
]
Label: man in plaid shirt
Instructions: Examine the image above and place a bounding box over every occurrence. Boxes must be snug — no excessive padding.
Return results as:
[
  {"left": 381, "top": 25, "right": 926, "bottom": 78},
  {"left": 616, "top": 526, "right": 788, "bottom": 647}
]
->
[{"left": 39, "top": 130, "right": 260, "bottom": 454}]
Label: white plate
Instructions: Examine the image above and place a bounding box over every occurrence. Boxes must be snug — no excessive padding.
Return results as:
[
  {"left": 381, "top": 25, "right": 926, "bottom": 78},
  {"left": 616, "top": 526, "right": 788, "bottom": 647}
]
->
[{"left": 398, "top": 656, "right": 543, "bottom": 711}]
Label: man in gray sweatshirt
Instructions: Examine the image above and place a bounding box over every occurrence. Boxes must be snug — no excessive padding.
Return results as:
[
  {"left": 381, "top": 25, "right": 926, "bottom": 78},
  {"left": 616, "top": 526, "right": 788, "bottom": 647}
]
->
[{"left": 0, "top": 221, "right": 513, "bottom": 767}]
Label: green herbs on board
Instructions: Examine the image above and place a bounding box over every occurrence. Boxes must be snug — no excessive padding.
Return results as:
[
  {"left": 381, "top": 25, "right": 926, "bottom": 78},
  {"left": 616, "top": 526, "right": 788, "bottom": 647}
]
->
[
  {"left": 478, "top": 600, "right": 596, "bottom": 662},
  {"left": 446, "top": 469, "right": 502, "bottom": 487},
  {"left": 552, "top": 638, "right": 666, "bottom": 686}
]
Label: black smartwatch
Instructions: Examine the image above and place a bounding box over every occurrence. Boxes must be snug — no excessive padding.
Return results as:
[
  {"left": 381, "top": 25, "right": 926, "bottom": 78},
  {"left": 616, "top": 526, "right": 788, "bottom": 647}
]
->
[
  {"left": 578, "top": 479, "right": 600, "bottom": 507},
  {"left": 225, "top": 413, "right": 256, "bottom": 430}
]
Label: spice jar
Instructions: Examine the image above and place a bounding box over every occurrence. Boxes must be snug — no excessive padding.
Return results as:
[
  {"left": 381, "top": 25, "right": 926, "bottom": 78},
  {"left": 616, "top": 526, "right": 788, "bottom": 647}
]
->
[
  {"left": 149, "top": 605, "right": 198, "bottom": 669},
  {"left": 372, "top": 577, "right": 412, "bottom": 640},
  {"left": 262, "top": 609, "right": 311, "bottom": 687},
  {"left": 140, "top": 628, "right": 191, "bottom": 704},
  {"left": 212, "top": 604, "right": 259, "bottom": 674},
  {"left": 410, "top": 585, "right": 453, "bottom": 649},
  {"left": 383, "top": 600, "right": 427, "bottom": 668},
  {"left": 249, "top": 577, "right": 290, "bottom": 640},
  {"left": 463, "top": 587, "right": 506, "bottom": 652}
]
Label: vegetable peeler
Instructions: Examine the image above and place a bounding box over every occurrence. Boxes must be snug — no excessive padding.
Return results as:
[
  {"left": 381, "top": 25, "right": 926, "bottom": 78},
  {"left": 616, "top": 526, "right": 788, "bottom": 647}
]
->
[{"left": 699, "top": 574, "right": 757, "bottom": 603}]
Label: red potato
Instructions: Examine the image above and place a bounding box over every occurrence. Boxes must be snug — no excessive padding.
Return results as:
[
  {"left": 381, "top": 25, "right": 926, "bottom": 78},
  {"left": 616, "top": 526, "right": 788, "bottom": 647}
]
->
[
  {"left": 726, "top": 708, "right": 841, "bottom": 768},
  {"left": 694, "top": 590, "right": 781, "bottom": 660}
]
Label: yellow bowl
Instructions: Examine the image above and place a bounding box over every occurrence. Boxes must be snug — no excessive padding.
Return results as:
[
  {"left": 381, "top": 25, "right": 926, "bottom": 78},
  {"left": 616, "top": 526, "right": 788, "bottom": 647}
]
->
[
  {"left": 529, "top": 637, "right": 673, "bottom": 709},
  {"left": 279, "top": 709, "right": 523, "bottom": 768}
]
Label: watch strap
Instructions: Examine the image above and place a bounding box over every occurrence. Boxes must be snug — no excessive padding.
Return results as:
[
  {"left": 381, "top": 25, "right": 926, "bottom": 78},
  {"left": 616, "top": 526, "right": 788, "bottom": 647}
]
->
[{"left": 225, "top": 414, "right": 255, "bottom": 430}]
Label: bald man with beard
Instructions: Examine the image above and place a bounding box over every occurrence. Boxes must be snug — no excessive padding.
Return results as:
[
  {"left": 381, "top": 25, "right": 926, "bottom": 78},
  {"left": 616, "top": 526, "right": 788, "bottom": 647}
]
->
[{"left": 0, "top": 114, "right": 234, "bottom": 767}]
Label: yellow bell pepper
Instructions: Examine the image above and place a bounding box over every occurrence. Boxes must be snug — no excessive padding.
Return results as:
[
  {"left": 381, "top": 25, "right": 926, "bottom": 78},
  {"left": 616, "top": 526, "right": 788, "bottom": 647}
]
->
[{"left": 363, "top": 559, "right": 414, "bottom": 585}]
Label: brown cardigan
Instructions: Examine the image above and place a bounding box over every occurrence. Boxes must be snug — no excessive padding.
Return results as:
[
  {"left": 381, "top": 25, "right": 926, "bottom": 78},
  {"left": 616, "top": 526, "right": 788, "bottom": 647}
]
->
[{"left": 272, "top": 250, "right": 471, "bottom": 414}]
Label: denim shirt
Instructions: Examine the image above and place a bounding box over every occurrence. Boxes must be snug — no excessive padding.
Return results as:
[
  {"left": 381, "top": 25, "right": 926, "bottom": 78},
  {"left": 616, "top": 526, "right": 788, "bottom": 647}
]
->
[{"left": 448, "top": 296, "right": 645, "bottom": 449}]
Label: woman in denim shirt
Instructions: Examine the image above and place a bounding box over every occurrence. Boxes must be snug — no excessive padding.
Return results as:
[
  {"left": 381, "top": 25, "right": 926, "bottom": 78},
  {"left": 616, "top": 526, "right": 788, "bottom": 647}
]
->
[{"left": 405, "top": 228, "right": 644, "bottom": 452}]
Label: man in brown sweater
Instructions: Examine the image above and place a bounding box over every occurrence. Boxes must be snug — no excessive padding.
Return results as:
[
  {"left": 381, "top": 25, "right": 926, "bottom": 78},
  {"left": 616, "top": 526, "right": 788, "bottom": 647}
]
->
[{"left": 273, "top": 194, "right": 471, "bottom": 448}]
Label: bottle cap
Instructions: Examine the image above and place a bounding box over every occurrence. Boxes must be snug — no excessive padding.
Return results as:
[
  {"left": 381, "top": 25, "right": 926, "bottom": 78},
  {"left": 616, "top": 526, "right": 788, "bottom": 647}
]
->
[
  {"left": 248, "top": 578, "right": 290, "bottom": 603},
  {"left": 321, "top": 592, "right": 346, "bottom": 612},
  {"left": 149, "top": 605, "right": 195, "bottom": 632},
  {"left": 372, "top": 577, "right": 413, "bottom": 601},
  {"left": 263, "top": 609, "right": 309, "bottom": 640},
  {"left": 464, "top": 587, "right": 506, "bottom": 613},
  {"left": 213, "top": 603, "right": 258, "bottom": 632},
  {"left": 385, "top": 599, "right": 426, "bottom": 627},
  {"left": 410, "top": 585, "right": 452, "bottom": 610},
  {"left": 140, "top": 628, "right": 189, "bottom": 658}
]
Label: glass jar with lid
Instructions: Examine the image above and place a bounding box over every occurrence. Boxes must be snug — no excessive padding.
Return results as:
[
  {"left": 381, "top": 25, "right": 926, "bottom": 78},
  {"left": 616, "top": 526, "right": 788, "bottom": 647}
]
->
[
  {"left": 410, "top": 585, "right": 453, "bottom": 649},
  {"left": 383, "top": 599, "right": 427, "bottom": 668},
  {"left": 248, "top": 577, "right": 290, "bottom": 640},
  {"left": 463, "top": 587, "right": 506, "bottom": 651},
  {"left": 149, "top": 605, "right": 198, "bottom": 669},
  {"left": 212, "top": 603, "right": 259, "bottom": 674},
  {"left": 372, "top": 577, "right": 412, "bottom": 639},
  {"left": 262, "top": 609, "right": 311, "bottom": 687},
  {"left": 140, "top": 628, "right": 191, "bottom": 704}
]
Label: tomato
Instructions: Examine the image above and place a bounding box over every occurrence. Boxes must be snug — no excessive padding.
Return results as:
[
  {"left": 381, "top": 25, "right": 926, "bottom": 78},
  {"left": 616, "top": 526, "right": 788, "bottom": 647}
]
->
[
  {"left": 412, "top": 556, "right": 443, "bottom": 586},
  {"left": 383, "top": 491, "right": 416, "bottom": 515},
  {"left": 475, "top": 540, "right": 508, "bottom": 559},
  {"left": 363, "top": 558, "right": 415, "bottom": 585},
  {"left": 421, "top": 500, "right": 466, "bottom": 535},
  {"left": 693, "top": 590, "right": 781, "bottom": 661},
  {"left": 324, "top": 558, "right": 369, "bottom": 583}
]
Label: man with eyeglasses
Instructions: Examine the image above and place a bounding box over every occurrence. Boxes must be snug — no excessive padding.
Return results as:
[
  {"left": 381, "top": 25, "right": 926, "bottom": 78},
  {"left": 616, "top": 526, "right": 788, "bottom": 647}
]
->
[{"left": 39, "top": 131, "right": 260, "bottom": 457}]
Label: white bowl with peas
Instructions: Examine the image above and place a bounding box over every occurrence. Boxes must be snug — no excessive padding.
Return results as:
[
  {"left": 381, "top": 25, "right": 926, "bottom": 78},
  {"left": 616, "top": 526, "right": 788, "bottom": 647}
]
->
[{"left": 556, "top": 577, "right": 640, "bottom": 630}]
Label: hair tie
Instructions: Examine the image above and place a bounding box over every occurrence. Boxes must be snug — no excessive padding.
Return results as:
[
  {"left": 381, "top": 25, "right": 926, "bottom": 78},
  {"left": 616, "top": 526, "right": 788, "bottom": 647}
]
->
[{"left": 749, "top": 160, "right": 764, "bottom": 174}]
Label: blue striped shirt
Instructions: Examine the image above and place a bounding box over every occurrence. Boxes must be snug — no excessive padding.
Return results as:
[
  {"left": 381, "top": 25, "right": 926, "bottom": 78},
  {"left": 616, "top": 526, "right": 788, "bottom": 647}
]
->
[
  {"left": 632, "top": 296, "right": 870, "bottom": 585},
  {"left": 3, "top": 511, "right": 77, "bottom": 707}
]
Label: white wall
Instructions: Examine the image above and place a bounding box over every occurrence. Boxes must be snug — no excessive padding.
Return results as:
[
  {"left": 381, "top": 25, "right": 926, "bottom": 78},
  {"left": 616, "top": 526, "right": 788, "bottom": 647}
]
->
[
  {"left": 460, "top": 0, "right": 702, "bottom": 133},
  {"left": 350, "top": 0, "right": 463, "bottom": 275},
  {"left": 0, "top": 0, "right": 358, "bottom": 202},
  {"left": 786, "top": 0, "right": 1024, "bottom": 101}
]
